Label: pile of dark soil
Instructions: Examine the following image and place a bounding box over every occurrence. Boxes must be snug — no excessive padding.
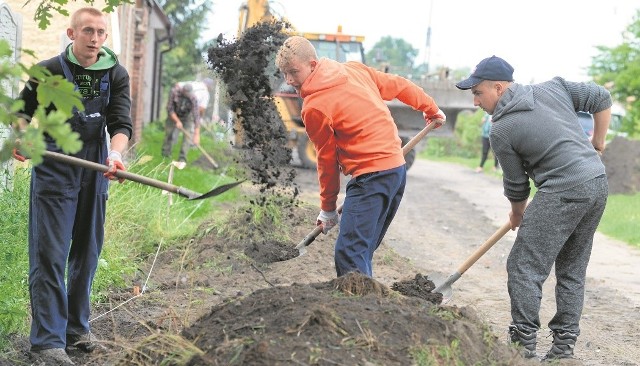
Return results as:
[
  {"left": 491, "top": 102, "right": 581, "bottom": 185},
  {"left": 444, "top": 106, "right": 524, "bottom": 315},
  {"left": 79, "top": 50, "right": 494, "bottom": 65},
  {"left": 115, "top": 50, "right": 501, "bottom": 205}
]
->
[
  {"left": 181, "top": 273, "right": 525, "bottom": 366},
  {"left": 601, "top": 136, "right": 640, "bottom": 194},
  {"left": 110, "top": 203, "right": 535, "bottom": 366},
  {"left": 0, "top": 191, "right": 538, "bottom": 366}
]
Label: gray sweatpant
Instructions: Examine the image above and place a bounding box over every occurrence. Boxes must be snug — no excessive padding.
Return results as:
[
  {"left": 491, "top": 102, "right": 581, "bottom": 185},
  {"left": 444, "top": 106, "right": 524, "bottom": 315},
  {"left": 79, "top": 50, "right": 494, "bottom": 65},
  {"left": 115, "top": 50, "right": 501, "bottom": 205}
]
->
[{"left": 507, "top": 175, "right": 608, "bottom": 335}]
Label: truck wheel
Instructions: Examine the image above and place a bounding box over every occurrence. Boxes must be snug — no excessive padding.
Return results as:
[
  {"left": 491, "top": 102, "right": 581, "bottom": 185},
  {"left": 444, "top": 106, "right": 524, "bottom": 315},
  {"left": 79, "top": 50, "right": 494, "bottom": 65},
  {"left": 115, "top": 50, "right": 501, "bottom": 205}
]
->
[
  {"left": 401, "top": 137, "right": 417, "bottom": 171},
  {"left": 297, "top": 135, "right": 317, "bottom": 169}
]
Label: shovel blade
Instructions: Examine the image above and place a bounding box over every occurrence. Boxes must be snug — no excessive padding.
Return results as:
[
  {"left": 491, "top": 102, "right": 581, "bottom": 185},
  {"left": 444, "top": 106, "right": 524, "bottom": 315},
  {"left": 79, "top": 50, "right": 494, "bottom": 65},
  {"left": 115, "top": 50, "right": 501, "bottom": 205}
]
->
[
  {"left": 189, "top": 180, "right": 245, "bottom": 200},
  {"left": 297, "top": 246, "right": 307, "bottom": 257},
  {"left": 429, "top": 272, "right": 454, "bottom": 304}
]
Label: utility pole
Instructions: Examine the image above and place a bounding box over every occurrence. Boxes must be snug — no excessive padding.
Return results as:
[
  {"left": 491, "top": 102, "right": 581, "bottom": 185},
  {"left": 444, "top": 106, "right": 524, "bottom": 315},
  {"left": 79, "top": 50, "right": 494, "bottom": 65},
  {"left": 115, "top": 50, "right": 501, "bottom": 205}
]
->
[{"left": 424, "top": 0, "right": 433, "bottom": 75}]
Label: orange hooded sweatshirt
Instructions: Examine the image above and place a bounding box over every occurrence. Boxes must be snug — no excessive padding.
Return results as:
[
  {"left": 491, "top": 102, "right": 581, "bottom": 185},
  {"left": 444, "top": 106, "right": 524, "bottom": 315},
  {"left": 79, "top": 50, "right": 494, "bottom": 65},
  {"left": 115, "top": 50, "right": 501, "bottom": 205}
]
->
[{"left": 299, "top": 58, "right": 440, "bottom": 212}]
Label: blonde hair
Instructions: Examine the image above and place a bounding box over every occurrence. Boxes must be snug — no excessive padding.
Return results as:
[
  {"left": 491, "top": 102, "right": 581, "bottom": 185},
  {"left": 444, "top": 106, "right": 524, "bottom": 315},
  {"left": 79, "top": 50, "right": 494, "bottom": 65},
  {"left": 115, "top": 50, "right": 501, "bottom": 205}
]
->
[
  {"left": 276, "top": 36, "right": 318, "bottom": 69},
  {"left": 70, "top": 7, "right": 106, "bottom": 29}
]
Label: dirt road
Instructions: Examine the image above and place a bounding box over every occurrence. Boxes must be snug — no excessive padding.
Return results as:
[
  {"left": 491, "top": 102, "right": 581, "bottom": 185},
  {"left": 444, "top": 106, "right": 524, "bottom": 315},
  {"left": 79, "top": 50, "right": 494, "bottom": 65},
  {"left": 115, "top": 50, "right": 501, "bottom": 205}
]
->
[
  {"left": 292, "top": 156, "right": 640, "bottom": 365},
  {"left": 382, "top": 159, "right": 640, "bottom": 366}
]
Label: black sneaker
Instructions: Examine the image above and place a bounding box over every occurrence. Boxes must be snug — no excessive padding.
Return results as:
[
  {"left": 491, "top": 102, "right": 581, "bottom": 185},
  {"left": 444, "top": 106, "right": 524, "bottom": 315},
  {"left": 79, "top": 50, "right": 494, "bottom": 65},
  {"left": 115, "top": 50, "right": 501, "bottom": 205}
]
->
[
  {"left": 508, "top": 325, "right": 537, "bottom": 359},
  {"left": 31, "top": 348, "right": 75, "bottom": 365},
  {"left": 543, "top": 330, "right": 577, "bottom": 360},
  {"left": 66, "top": 332, "right": 102, "bottom": 353}
]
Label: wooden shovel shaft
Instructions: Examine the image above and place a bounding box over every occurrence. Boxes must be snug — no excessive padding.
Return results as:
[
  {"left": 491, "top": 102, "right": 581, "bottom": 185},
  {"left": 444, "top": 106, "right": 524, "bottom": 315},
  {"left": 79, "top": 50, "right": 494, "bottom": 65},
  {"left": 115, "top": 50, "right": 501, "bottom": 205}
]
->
[
  {"left": 43, "top": 151, "right": 203, "bottom": 199},
  {"left": 179, "top": 126, "right": 219, "bottom": 168},
  {"left": 296, "top": 121, "right": 441, "bottom": 252},
  {"left": 432, "top": 220, "right": 511, "bottom": 295},
  {"left": 458, "top": 220, "right": 511, "bottom": 274}
]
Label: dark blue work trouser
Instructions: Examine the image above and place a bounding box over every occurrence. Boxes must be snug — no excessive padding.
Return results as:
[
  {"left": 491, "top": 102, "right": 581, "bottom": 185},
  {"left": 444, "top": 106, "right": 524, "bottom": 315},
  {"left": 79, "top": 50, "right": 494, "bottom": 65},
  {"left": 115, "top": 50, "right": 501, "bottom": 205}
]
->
[
  {"left": 335, "top": 165, "right": 406, "bottom": 277},
  {"left": 28, "top": 136, "right": 108, "bottom": 351}
]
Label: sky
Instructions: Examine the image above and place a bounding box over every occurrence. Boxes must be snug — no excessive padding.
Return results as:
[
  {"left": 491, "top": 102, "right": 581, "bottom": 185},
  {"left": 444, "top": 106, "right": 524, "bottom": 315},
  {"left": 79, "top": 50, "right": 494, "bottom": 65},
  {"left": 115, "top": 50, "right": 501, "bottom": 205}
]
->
[{"left": 206, "top": 0, "right": 639, "bottom": 83}]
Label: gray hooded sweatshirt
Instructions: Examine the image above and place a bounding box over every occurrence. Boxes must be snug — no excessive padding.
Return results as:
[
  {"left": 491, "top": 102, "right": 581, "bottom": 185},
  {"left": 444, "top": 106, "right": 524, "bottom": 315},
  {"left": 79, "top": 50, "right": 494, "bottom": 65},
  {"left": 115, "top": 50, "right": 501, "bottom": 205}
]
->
[{"left": 489, "top": 77, "right": 612, "bottom": 202}]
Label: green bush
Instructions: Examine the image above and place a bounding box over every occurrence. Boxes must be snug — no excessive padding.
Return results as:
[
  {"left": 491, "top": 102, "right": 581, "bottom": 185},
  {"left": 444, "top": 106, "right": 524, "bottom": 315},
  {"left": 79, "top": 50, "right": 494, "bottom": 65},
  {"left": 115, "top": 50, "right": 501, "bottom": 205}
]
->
[{"left": 422, "top": 109, "right": 485, "bottom": 159}]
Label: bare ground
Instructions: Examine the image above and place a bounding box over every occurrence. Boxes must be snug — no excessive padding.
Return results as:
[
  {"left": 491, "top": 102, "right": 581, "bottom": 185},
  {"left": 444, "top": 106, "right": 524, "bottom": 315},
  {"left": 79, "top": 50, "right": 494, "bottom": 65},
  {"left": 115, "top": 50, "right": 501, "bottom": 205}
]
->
[{"left": 3, "top": 144, "right": 640, "bottom": 365}]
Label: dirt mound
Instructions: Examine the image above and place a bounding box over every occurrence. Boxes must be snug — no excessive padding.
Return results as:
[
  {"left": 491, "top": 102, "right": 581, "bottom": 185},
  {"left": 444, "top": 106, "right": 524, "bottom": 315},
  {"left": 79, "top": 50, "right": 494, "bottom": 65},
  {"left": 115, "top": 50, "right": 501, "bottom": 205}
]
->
[
  {"left": 115, "top": 203, "right": 535, "bottom": 366},
  {"left": 180, "top": 272, "right": 528, "bottom": 366},
  {"left": 601, "top": 136, "right": 640, "bottom": 194}
]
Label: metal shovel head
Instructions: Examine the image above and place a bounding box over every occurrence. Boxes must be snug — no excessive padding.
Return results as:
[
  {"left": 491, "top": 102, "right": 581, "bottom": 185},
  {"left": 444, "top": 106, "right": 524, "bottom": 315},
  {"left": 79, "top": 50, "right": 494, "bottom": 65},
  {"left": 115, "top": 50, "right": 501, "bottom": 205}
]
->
[
  {"left": 429, "top": 272, "right": 454, "bottom": 304},
  {"left": 295, "top": 225, "right": 322, "bottom": 257},
  {"left": 190, "top": 180, "right": 246, "bottom": 200}
]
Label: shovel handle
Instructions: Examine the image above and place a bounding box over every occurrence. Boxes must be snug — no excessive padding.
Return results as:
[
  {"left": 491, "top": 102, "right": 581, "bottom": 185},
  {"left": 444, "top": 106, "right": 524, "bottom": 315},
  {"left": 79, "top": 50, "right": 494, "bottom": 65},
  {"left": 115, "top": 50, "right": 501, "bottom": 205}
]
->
[
  {"left": 43, "top": 151, "right": 203, "bottom": 199},
  {"left": 296, "top": 225, "right": 323, "bottom": 250},
  {"left": 402, "top": 120, "right": 439, "bottom": 155},
  {"left": 296, "top": 121, "right": 441, "bottom": 252},
  {"left": 457, "top": 220, "right": 511, "bottom": 274},
  {"left": 179, "top": 126, "right": 219, "bottom": 168},
  {"left": 433, "top": 220, "right": 512, "bottom": 296}
]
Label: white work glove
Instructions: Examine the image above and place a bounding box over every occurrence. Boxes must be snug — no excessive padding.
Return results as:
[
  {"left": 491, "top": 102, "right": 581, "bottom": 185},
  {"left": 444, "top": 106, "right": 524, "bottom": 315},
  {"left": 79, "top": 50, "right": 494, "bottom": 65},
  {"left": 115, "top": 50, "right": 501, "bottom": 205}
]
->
[
  {"left": 104, "top": 150, "right": 126, "bottom": 183},
  {"left": 317, "top": 210, "right": 339, "bottom": 234},
  {"left": 424, "top": 108, "right": 447, "bottom": 128}
]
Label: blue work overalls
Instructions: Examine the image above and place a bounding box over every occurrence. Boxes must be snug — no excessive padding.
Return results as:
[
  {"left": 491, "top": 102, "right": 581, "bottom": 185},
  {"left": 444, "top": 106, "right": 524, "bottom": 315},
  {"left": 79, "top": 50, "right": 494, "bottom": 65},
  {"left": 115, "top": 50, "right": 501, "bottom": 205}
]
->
[{"left": 28, "top": 54, "right": 110, "bottom": 351}]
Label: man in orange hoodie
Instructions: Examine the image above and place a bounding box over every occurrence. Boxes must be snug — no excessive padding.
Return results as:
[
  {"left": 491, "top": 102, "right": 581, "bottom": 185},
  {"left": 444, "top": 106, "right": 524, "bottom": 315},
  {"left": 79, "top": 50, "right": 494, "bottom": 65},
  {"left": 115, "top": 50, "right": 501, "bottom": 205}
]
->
[{"left": 276, "top": 36, "right": 445, "bottom": 277}]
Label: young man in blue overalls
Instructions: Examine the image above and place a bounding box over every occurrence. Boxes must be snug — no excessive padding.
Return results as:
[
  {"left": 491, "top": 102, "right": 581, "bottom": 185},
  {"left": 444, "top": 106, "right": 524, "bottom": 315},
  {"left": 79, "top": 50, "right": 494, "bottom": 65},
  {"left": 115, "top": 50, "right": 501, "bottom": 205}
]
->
[{"left": 14, "top": 7, "right": 132, "bottom": 365}]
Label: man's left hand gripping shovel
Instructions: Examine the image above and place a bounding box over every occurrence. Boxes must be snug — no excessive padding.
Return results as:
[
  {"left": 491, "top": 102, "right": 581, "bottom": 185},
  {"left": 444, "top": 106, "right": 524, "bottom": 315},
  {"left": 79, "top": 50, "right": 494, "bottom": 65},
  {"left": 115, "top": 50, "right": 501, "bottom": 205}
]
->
[{"left": 295, "top": 120, "right": 442, "bottom": 256}]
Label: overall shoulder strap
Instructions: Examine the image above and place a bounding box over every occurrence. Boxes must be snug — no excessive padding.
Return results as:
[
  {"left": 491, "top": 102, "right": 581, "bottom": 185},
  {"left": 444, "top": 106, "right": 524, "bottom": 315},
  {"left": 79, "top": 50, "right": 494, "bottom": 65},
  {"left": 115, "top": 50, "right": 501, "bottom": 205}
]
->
[
  {"left": 101, "top": 71, "right": 111, "bottom": 106},
  {"left": 58, "top": 53, "right": 75, "bottom": 86}
]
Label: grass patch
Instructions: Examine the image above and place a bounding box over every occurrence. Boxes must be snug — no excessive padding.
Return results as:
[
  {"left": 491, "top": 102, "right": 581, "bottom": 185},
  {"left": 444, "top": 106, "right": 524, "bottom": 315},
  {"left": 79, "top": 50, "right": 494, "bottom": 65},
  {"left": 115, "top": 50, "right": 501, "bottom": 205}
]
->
[
  {"left": 0, "top": 168, "right": 31, "bottom": 347},
  {"left": 410, "top": 339, "right": 464, "bottom": 366},
  {"left": 599, "top": 193, "right": 640, "bottom": 247}
]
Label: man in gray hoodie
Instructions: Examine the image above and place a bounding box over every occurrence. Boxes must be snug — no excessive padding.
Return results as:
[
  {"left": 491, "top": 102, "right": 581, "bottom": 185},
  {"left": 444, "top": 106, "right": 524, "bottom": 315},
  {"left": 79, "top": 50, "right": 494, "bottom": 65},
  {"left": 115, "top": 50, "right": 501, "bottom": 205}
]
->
[{"left": 456, "top": 56, "right": 611, "bottom": 360}]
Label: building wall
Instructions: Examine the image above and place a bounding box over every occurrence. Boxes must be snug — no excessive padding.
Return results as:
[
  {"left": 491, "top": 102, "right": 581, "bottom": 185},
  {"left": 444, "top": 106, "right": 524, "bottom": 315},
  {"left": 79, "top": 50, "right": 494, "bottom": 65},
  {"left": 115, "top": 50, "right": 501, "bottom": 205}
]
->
[{"left": 4, "top": 1, "right": 114, "bottom": 67}]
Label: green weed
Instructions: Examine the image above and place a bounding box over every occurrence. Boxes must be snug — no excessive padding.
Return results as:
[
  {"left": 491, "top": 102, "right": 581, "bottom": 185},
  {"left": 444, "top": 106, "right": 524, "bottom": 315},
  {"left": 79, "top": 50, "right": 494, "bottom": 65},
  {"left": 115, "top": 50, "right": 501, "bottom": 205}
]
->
[
  {"left": 427, "top": 307, "right": 460, "bottom": 322},
  {"left": 0, "top": 168, "right": 31, "bottom": 347},
  {"left": 410, "top": 339, "right": 464, "bottom": 366}
]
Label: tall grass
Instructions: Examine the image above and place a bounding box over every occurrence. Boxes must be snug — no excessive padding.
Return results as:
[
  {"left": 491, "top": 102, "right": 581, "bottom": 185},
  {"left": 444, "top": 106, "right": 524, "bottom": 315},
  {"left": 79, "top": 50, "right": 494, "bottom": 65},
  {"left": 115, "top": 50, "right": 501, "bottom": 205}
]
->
[
  {"left": 0, "top": 121, "right": 242, "bottom": 348},
  {"left": 599, "top": 193, "right": 640, "bottom": 247},
  {"left": 94, "top": 122, "right": 245, "bottom": 300},
  {"left": 0, "top": 168, "right": 31, "bottom": 345}
]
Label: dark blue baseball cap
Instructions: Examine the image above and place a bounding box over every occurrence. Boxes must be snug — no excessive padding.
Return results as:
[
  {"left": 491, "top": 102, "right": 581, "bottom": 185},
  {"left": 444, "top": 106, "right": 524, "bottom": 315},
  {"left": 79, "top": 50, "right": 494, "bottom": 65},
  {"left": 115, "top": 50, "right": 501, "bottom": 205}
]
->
[{"left": 455, "top": 56, "right": 514, "bottom": 90}]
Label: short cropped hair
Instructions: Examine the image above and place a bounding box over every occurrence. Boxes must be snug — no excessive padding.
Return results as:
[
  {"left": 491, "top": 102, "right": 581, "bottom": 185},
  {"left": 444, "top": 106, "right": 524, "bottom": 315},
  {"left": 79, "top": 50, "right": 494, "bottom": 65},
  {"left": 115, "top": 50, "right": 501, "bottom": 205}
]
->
[
  {"left": 71, "top": 7, "right": 106, "bottom": 29},
  {"left": 276, "top": 36, "right": 318, "bottom": 69}
]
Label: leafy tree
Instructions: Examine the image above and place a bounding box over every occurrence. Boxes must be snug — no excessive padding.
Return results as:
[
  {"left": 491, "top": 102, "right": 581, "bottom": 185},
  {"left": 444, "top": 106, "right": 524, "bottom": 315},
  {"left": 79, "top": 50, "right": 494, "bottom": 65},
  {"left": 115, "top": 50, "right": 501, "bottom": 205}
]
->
[
  {"left": 0, "top": 43, "right": 83, "bottom": 165},
  {"left": 589, "top": 9, "right": 640, "bottom": 138},
  {"left": 157, "top": 0, "right": 213, "bottom": 89},
  {"left": 31, "top": 0, "right": 130, "bottom": 30},
  {"left": 366, "top": 36, "right": 419, "bottom": 77}
]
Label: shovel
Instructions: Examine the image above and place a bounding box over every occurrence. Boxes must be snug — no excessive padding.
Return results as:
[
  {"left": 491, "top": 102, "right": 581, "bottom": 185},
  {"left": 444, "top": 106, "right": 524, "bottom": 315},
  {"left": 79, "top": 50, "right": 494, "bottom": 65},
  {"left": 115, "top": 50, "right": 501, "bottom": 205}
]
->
[
  {"left": 178, "top": 126, "right": 219, "bottom": 169},
  {"left": 431, "top": 220, "right": 512, "bottom": 304},
  {"left": 43, "top": 150, "right": 243, "bottom": 200},
  {"left": 296, "top": 121, "right": 441, "bottom": 256}
]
